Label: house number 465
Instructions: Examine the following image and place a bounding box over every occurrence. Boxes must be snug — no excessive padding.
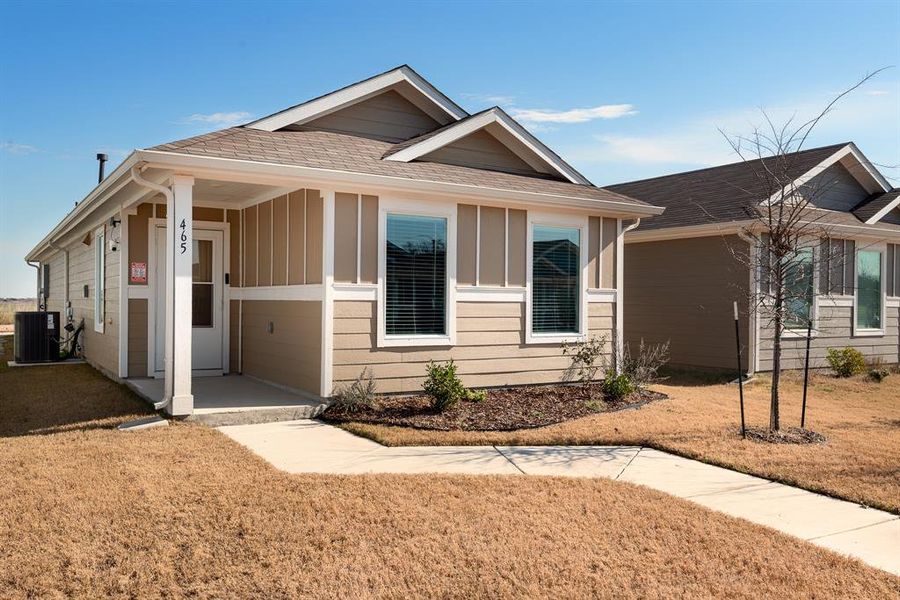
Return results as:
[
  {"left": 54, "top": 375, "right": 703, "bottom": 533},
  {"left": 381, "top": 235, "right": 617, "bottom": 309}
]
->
[{"left": 179, "top": 218, "right": 187, "bottom": 254}]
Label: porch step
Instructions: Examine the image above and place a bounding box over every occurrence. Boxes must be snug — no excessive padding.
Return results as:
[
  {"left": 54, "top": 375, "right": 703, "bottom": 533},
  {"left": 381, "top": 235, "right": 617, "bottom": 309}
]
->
[{"left": 185, "top": 402, "right": 329, "bottom": 427}]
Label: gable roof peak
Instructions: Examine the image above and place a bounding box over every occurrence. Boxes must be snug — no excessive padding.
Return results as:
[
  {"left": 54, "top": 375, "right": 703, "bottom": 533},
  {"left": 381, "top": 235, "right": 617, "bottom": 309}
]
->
[{"left": 246, "top": 64, "right": 468, "bottom": 132}]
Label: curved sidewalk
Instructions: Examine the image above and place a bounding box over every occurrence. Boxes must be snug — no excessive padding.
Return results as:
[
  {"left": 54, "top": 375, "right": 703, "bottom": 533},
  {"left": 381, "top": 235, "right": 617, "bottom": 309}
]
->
[{"left": 218, "top": 419, "right": 900, "bottom": 576}]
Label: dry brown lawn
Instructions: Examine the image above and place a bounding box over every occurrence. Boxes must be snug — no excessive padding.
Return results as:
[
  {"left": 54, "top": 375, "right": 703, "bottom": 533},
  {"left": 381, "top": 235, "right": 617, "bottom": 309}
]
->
[
  {"left": 1, "top": 336, "right": 898, "bottom": 598},
  {"left": 343, "top": 370, "right": 900, "bottom": 514}
]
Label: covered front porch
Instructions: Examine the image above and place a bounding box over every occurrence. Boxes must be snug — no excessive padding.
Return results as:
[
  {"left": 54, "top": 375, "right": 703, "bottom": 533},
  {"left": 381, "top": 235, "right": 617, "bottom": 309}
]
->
[{"left": 126, "top": 375, "right": 327, "bottom": 426}]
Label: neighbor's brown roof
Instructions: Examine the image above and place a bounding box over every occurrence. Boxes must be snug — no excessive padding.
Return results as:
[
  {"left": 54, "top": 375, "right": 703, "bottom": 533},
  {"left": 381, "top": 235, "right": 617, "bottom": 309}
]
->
[
  {"left": 852, "top": 190, "right": 900, "bottom": 225},
  {"left": 606, "top": 143, "right": 849, "bottom": 231},
  {"left": 148, "top": 127, "right": 654, "bottom": 210}
]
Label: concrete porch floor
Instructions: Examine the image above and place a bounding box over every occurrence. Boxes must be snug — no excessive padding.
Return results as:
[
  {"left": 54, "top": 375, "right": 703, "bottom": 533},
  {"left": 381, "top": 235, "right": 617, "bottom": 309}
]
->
[{"left": 125, "top": 375, "right": 329, "bottom": 426}]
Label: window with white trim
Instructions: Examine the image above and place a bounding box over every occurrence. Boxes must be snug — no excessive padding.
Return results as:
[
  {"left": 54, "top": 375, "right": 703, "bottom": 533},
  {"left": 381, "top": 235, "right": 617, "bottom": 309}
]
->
[
  {"left": 532, "top": 225, "right": 580, "bottom": 334},
  {"left": 856, "top": 249, "right": 882, "bottom": 331},
  {"left": 385, "top": 213, "right": 447, "bottom": 336},
  {"left": 784, "top": 248, "right": 814, "bottom": 329},
  {"left": 94, "top": 227, "right": 105, "bottom": 333}
]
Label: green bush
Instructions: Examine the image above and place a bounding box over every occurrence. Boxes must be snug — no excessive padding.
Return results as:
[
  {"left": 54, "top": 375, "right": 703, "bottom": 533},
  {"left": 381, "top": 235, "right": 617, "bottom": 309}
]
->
[
  {"left": 423, "top": 360, "right": 466, "bottom": 412},
  {"left": 826, "top": 347, "right": 866, "bottom": 377},
  {"left": 601, "top": 370, "right": 634, "bottom": 401},
  {"left": 867, "top": 368, "right": 890, "bottom": 383},
  {"left": 463, "top": 388, "right": 487, "bottom": 403},
  {"left": 331, "top": 367, "right": 376, "bottom": 412}
]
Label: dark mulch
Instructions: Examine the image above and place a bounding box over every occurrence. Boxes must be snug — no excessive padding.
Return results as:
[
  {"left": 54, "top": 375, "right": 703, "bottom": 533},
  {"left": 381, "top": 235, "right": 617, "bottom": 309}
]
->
[
  {"left": 323, "top": 384, "right": 667, "bottom": 431},
  {"left": 744, "top": 426, "right": 827, "bottom": 445}
]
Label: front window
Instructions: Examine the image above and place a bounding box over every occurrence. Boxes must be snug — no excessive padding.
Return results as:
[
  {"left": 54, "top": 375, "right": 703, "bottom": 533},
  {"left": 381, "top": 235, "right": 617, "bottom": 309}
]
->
[
  {"left": 385, "top": 213, "right": 447, "bottom": 336},
  {"left": 532, "top": 225, "right": 580, "bottom": 334},
  {"left": 857, "top": 250, "right": 882, "bottom": 330},
  {"left": 784, "top": 248, "right": 814, "bottom": 329}
]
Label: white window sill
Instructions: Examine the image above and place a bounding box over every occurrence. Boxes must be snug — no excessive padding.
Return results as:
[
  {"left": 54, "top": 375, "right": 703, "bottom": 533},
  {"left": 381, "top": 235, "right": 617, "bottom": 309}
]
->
[
  {"left": 853, "top": 329, "right": 885, "bottom": 338},
  {"left": 525, "top": 332, "right": 586, "bottom": 345},
  {"left": 781, "top": 328, "right": 817, "bottom": 339},
  {"left": 378, "top": 335, "right": 453, "bottom": 348}
]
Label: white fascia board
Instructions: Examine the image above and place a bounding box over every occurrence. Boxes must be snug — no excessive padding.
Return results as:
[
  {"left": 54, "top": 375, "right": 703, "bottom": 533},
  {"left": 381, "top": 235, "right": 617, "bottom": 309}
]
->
[
  {"left": 625, "top": 221, "right": 750, "bottom": 243},
  {"left": 137, "top": 150, "right": 665, "bottom": 217},
  {"left": 764, "top": 144, "right": 891, "bottom": 207},
  {"left": 25, "top": 151, "right": 143, "bottom": 262},
  {"left": 246, "top": 66, "right": 468, "bottom": 132},
  {"left": 385, "top": 108, "right": 591, "bottom": 186},
  {"left": 865, "top": 195, "right": 900, "bottom": 225}
]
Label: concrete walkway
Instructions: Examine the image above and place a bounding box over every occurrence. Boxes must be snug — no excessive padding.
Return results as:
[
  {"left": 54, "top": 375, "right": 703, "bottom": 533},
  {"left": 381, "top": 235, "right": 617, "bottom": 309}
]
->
[{"left": 218, "top": 419, "right": 900, "bottom": 576}]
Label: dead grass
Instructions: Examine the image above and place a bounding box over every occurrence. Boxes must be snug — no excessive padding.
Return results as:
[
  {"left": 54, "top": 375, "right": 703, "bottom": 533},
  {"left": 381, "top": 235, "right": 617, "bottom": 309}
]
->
[
  {"left": 0, "top": 299, "right": 36, "bottom": 332},
  {"left": 343, "top": 371, "right": 900, "bottom": 513},
  {"left": 1, "top": 336, "right": 898, "bottom": 597}
]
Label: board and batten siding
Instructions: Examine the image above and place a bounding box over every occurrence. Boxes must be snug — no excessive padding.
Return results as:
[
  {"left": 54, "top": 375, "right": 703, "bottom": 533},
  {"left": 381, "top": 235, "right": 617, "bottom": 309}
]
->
[
  {"left": 333, "top": 300, "right": 615, "bottom": 394},
  {"left": 625, "top": 235, "right": 751, "bottom": 371}
]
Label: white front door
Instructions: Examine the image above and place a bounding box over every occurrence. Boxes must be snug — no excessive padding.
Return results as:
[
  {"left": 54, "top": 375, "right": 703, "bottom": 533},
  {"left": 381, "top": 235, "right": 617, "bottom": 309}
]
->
[{"left": 154, "top": 226, "right": 225, "bottom": 375}]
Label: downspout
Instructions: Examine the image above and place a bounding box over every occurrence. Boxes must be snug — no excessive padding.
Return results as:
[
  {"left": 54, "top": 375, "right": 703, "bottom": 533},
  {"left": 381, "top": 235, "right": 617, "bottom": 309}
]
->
[
  {"left": 25, "top": 260, "right": 40, "bottom": 309},
  {"left": 622, "top": 218, "right": 641, "bottom": 235},
  {"left": 737, "top": 230, "right": 757, "bottom": 376},
  {"left": 130, "top": 165, "right": 174, "bottom": 412}
]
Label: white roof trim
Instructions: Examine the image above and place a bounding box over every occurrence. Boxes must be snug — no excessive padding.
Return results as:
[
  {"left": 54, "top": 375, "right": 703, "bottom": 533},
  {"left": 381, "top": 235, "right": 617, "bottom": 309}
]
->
[
  {"left": 764, "top": 143, "right": 891, "bottom": 206},
  {"left": 384, "top": 108, "right": 592, "bottom": 186},
  {"left": 246, "top": 65, "right": 468, "bottom": 132},
  {"left": 865, "top": 193, "right": 900, "bottom": 225}
]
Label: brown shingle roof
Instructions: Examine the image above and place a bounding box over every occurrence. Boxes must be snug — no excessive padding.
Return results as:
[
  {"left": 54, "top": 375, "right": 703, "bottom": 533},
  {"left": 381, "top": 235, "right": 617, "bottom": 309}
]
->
[
  {"left": 852, "top": 190, "right": 900, "bottom": 225},
  {"left": 606, "top": 143, "right": 849, "bottom": 230},
  {"left": 148, "top": 127, "right": 654, "bottom": 210}
]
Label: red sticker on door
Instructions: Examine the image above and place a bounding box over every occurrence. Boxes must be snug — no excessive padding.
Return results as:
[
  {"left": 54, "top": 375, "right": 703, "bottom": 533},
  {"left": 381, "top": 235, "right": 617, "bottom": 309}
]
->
[{"left": 130, "top": 261, "right": 147, "bottom": 283}]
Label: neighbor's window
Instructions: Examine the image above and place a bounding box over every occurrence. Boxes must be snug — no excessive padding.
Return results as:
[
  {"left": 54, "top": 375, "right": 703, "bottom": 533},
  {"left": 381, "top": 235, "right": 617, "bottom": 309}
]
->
[
  {"left": 94, "top": 228, "right": 105, "bottom": 333},
  {"left": 385, "top": 214, "right": 447, "bottom": 336},
  {"left": 857, "top": 250, "right": 882, "bottom": 330},
  {"left": 784, "top": 248, "right": 814, "bottom": 329},
  {"left": 532, "top": 225, "right": 580, "bottom": 334}
]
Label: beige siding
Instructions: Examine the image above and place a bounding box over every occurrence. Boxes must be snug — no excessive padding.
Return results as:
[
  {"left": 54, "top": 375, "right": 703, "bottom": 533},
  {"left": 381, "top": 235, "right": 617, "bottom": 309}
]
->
[
  {"left": 422, "top": 128, "right": 539, "bottom": 177},
  {"left": 297, "top": 88, "right": 441, "bottom": 142},
  {"left": 229, "top": 299, "right": 240, "bottom": 373},
  {"left": 226, "top": 209, "right": 241, "bottom": 287},
  {"left": 457, "top": 204, "right": 477, "bottom": 286},
  {"left": 240, "top": 300, "right": 322, "bottom": 395},
  {"left": 287, "top": 191, "right": 306, "bottom": 285},
  {"left": 758, "top": 305, "right": 899, "bottom": 370},
  {"left": 507, "top": 209, "right": 526, "bottom": 287},
  {"left": 45, "top": 252, "right": 67, "bottom": 312},
  {"left": 625, "top": 236, "right": 750, "bottom": 370},
  {"left": 306, "top": 190, "right": 323, "bottom": 284},
  {"left": 258, "top": 200, "right": 273, "bottom": 286},
  {"left": 360, "top": 195, "right": 378, "bottom": 283},
  {"left": 243, "top": 204, "right": 258, "bottom": 286},
  {"left": 333, "top": 300, "right": 614, "bottom": 394},
  {"left": 600, "top": 218, "right": 617, "bottom": 289},
  {"left": 67, "top": 227, "right": 120, "bottom": 377},
  {"left": 334, "top": 192, "right": 359, "bottom": 283},
  {"left": 128, "top": 298, "right": 148, "bottom": 377},
  {"left": 478, "top": 206, "right": 506, "bottom": 285},
  {"left": 272, "top": 196, "right": 288, "bottom": 286}
]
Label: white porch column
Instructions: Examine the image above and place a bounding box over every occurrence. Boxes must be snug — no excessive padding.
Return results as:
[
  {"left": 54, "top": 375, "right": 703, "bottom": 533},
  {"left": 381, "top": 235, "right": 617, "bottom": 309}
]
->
[{"left": 165, "top": 175, "right": 194, "bottom": 415}]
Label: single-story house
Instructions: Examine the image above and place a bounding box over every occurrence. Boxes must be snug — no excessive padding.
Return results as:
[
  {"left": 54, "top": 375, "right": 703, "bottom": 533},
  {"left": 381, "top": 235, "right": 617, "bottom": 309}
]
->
[
  {"left": 608, "top": 143, "right": 900, "bottom": 373},
  {"left": 25, "top": 65, "right": 663, "bottom": 416}
]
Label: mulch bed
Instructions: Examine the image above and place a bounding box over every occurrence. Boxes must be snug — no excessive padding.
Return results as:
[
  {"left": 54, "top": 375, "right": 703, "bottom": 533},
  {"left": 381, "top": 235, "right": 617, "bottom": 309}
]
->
[
  {"left": 744, "top": 426, "right": 827, "bottom": 445},
  {"left": 323, "top": 384, "right": 667, "bottom": 431}
]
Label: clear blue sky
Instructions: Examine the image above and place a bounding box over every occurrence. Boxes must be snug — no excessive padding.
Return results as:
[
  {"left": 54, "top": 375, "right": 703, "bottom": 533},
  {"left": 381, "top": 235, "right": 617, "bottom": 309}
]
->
[{"left": 2, "top": 0, "right": 898, "bottom": 296}]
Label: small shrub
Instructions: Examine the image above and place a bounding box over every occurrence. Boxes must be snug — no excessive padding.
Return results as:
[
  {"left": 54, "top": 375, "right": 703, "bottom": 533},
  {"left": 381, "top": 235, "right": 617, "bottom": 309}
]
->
[
  {"left": 331, "top": 367, "right": 376, "bottom": 412},
  {"left": 601, "top": 370, "right": 634, "bottom": 401},
  {"left": 463, "top": 388, "right": 487, "bottom": 403},
  {"left": 423, "top": 360, "right": 466, "bottom": 412},
  {"left": 867, "top": 368, "right": 890, "bottom": 383},
  {"left": 562, "top": 335, "right": 609, "bottom": 385},
  {"left": 620, "top": 339, "right": 670, "bottom": 390},
  {"left": 826, "top": 347, "right": 866, "bottom": 377}
]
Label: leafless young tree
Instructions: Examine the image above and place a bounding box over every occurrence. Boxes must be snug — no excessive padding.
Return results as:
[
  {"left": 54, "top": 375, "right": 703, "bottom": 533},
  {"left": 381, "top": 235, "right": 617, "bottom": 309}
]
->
[{"left": 718, "top": 68, "right": 889, "bottom": 432}]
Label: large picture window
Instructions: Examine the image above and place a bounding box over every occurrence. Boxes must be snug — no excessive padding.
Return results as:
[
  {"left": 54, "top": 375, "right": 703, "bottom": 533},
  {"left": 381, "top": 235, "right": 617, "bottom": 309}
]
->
[
  {"left": 532, "top": 225, "right": 580, "bottom": 334},
  {"left": 385, "top": 213, "right": 447, "bottom": 336},
  {"left": 784, "top": 248, "right": 814, "bottom": 329},
  {"left": 856, "top": 250, "right": 882, "bottom": 331}
]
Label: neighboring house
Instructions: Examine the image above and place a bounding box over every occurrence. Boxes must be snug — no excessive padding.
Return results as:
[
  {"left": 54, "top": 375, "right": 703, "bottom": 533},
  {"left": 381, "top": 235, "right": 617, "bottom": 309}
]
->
[
  {"left": 25, "top": 65, "right": 662, "bottom": 416},
  {"left": 609, "top": 143, "right": 900, "bottom": 373}
]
